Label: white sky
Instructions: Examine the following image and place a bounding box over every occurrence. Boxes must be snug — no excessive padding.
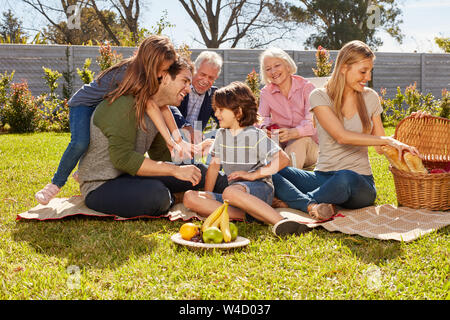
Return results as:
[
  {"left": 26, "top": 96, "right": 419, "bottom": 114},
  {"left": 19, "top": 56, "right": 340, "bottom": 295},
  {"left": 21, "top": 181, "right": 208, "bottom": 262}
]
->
[{"left": 4, "top": 0, "right": 450, "bottom": 53}]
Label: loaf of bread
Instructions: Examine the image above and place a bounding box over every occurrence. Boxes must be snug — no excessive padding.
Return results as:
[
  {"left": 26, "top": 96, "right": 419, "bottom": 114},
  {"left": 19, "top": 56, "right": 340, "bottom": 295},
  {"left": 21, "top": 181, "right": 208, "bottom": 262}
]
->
[
  {"left": 381, "top": 146, "right": 410, "bottom": 172},
  {"left": 403, "top": 152, "right": 428, "bottom": 174}
]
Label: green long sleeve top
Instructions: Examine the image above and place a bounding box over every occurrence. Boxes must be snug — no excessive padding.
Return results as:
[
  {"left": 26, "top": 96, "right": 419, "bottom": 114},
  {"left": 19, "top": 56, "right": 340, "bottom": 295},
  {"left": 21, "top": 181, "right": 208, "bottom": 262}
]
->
[{"left": 78, "top": 95, "right": 158, "bottom": 198}]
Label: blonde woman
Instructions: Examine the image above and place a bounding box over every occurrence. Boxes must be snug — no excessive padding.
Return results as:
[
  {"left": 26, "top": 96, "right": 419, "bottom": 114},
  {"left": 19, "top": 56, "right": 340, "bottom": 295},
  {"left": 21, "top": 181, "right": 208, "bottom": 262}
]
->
[
  {"left": 258, "top": 47, "right": 318, "bottom": 169},
  {"left": 272, "top": 40, "right": 419, "bottom": 221}
]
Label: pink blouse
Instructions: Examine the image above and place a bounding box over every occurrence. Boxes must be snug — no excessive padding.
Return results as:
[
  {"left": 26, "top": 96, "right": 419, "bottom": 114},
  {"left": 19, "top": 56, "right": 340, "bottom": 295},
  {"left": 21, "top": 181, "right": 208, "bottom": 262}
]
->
[{"left": 259, "top": 75, "right": 318, "bottom": 144}]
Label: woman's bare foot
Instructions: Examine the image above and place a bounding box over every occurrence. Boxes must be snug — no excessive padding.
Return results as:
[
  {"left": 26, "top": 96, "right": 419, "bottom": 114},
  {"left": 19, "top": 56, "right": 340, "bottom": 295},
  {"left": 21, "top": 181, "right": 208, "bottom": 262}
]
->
[{"left": 307, "top": 203, "right": 336, "bottom": 221}]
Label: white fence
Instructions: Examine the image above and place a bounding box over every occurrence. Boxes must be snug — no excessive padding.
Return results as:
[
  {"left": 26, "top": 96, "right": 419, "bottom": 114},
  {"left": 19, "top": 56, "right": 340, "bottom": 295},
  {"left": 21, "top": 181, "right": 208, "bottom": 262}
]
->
[{"left": 0, "top": 44, "right": 449, "bottom": 100}]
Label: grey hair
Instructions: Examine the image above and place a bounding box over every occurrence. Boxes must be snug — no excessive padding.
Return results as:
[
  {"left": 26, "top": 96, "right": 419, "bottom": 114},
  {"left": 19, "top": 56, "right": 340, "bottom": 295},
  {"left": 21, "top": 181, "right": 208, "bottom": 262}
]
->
[
  {"left": 259, "top": 47, "right": 297, "bottom": 85},
  {"left": 194, "top": 51, "right": 223, "bottom": 74}
]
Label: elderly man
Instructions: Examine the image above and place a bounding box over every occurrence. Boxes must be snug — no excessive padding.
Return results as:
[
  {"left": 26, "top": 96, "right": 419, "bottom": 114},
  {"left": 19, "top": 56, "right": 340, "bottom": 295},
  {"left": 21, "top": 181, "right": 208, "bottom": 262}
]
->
[{"left": 148, "top": 51, "right": 223, "bottom": 162}]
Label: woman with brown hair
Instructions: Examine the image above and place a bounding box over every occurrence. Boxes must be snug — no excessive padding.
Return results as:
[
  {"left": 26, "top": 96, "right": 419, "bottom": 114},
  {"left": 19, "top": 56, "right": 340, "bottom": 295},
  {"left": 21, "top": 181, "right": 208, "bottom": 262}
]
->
[
  {"left": 272, "top": 40, "right": 420, "bottom": 221},
  {"left": 76, "top": 56, "right": 227, "bottom": 218},
  {"left": 35, "top": 35, "right": 192, "bottom": 205}
]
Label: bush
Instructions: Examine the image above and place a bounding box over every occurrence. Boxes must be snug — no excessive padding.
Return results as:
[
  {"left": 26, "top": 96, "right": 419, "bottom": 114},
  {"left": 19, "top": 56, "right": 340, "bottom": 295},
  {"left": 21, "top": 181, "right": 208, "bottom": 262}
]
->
[
  {"left": 312, "top": 45, "right": 333, "bottom": 77},
  {"left": 96, "top": 42, "right": 123, "bottom": 71},
  {"left": 380, "top": 83, "right": 448, "bottom": 126},
  {"left": 77, "top": 58, "right": 95, "bottom": 84},
  {"left": 2, "top": 81, "right": 39, "bottom": 133},
  {"left": 37, "top": 66, "right": 70, "bottom": 132},
  {"left": 0, "top": 70, "right": 15, "bottom": 128}
]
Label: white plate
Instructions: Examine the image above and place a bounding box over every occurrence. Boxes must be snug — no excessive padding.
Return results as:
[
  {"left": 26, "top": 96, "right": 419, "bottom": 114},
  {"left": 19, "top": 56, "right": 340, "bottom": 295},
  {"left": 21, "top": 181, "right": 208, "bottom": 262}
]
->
[{"left": 171, "top": 233, "right": 250, "bottom": 250}]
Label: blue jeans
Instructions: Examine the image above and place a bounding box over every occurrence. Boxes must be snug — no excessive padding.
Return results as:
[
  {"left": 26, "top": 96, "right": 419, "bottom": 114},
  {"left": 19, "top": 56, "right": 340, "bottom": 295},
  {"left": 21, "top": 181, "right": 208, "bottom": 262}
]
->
[
  {"left": 272, "top": 167, "right": 376, "bottom": 213},
  {"left": 52, "top": 106, "right": 95, "bottom": 188},
  {"left": 85, "top": 163, "right": 228, "bottom": 218}
]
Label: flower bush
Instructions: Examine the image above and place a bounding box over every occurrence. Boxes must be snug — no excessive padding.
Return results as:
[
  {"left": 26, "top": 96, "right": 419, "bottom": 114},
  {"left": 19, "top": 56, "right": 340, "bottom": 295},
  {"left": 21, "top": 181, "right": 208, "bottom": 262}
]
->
[
  {"left": 245, "top": 68, "right": 261, "bottom": 101},
  {"left": 380, "top": 83, "right": 449, "bottom": 126},
  {"left": 312, "top": 45, "right": 333, "bottom": 77},
  {"left": 96, "top": 42, "right": 123, "bottom": 71}
]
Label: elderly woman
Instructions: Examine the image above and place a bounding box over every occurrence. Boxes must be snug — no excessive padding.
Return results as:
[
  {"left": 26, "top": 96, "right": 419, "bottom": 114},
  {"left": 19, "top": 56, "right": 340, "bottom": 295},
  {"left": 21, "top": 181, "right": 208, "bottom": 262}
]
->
[{"left": 258, "top": 47, "right": 318, "bottom": 169}]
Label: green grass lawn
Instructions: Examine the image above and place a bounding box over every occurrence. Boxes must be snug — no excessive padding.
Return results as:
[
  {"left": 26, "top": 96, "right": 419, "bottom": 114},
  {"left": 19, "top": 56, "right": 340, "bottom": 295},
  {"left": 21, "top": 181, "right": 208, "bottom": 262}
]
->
[{"left": 0, "top": 130, "right": 448, "bottom": 300}]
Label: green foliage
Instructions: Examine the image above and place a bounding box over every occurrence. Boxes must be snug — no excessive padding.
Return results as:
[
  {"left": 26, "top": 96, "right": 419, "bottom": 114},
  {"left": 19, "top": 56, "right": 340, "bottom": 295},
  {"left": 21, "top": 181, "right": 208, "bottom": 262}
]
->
[
  {"left": 245, "top": 69, "right": 261, "bottom": 101},
  {"left": 0, "top": 9, "right": 28, "bottom": 44},
  {"left": 2, "top": 81, "right": 39, "bottom": 132},
  {"left": 77, "top": 58, "right": 95, "bottom": 84},
  {"left": 37, "top": 66, "right": 70, "bottom": 132},
  {"left": 277, "top": 0, "right": 403, "bottom": 50},
  {"left": 96, "top": 42, "right": 123, "bottom": 71},
  {"left": 35, "top": 95, "right": 70, "bottom": 133},
  {"left": 0, "top": 70, "right": 15, "bottom": 129},
  {"left": 435, "top": 37, "right": 450, "bottom": 53},
  {"left": 0, "top": 131, "right": 449, "bottom": 300},
  {"left": 42, "top": 67, "right": 62, "bottom": 100},
  {"left": 312, "top": 45, "right": 333, "bottom": 77},
  {"left": 380, "top": 83, "right": 449, "bottom": 126},
  {"left": 118, "top": 10, "right": 174, "bottom": 47},
  {"left": 62, "top": 47, "right": 74, "bottom": 100}
]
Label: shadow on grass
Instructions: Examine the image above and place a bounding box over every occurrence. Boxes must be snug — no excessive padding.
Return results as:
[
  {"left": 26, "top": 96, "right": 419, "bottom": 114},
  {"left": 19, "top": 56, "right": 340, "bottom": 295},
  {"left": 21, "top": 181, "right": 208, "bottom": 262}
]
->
[
  {"left": 12, "top": 216, "right": 170, "bottom": 270},
  {"left": 312, "top": 227, "right": 404, "bottom": 265}
]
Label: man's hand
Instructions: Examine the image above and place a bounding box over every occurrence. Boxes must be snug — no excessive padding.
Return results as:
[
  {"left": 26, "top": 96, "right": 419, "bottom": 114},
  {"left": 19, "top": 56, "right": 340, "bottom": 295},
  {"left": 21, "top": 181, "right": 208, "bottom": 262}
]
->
[{"left": 173, "top": 165, "right": 202, "bottom": 186}]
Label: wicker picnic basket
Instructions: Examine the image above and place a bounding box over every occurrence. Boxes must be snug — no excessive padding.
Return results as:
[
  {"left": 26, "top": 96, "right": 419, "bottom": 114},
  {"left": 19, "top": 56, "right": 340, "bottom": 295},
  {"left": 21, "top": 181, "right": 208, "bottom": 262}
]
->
[{"left": 389, "top": 115, "right": 449, "bottom": 211}]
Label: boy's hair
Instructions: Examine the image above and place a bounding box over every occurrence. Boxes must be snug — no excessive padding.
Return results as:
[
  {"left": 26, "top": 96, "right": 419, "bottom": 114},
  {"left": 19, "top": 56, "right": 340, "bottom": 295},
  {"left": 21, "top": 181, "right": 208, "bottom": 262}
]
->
[{"left": 212, "top": 81, "right": 260, "bottom": 127}]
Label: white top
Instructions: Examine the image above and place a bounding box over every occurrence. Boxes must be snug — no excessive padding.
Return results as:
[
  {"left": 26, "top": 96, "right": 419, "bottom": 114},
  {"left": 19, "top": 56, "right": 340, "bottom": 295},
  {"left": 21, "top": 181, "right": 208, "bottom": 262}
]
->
[{"left": 309, "top": 87, "right": 383, "bottom": 175}]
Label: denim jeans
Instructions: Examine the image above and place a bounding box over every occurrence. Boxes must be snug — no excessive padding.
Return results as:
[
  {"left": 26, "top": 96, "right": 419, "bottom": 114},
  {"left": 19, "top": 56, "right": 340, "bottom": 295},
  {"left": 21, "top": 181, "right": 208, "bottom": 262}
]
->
[
  {"left": 85, "top": 163, "right": 228, "bottom": 218},
  {"left": 52, "top": 106, "right": 95, "bottom": 187},
  {"left": 209, "top": 180, "right": 274, "bottom": 223},
  {"left": 272, "top": 167, "right": 376, "bottom": 213}
]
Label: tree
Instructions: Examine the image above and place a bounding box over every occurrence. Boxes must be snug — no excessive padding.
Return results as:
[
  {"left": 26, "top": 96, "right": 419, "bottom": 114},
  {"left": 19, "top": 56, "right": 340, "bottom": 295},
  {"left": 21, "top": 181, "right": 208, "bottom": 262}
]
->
[
  {"left": 42, "top": 6, "right": 126, "bottom": 45},
  {"left": 435, "top": 37, "right": 450, "bottom": 53},
  {"left": 0, "top": 10, "right": 28, "bottom": 43},
  {"left": 274, "top": 0, "right": 403, "bottom": 50},
  {"left": 177, "top": 0, "right": 295, "bottom": 48},
  {"left": 21, "top": 0, "right": 147, "bottom": 45}
]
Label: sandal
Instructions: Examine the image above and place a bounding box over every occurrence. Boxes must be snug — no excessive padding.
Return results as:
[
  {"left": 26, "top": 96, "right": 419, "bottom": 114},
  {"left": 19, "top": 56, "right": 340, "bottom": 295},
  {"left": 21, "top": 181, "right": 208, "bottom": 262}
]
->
[{"left": 308, "top": 203, "right": 336, "bottom": 221}]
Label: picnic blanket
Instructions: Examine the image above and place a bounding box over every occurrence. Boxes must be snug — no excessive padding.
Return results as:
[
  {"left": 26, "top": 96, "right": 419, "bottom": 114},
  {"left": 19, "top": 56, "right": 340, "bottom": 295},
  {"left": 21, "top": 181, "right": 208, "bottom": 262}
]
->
[{"left": 17, "top": 196, "right": 450, "bottom": 242}]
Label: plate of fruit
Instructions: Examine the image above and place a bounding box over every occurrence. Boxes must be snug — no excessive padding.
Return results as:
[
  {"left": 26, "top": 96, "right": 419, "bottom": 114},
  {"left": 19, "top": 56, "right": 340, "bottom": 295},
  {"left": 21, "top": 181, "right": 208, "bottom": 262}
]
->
[{"left": 171, "top": 201, "right": 250, "bottom": 250}]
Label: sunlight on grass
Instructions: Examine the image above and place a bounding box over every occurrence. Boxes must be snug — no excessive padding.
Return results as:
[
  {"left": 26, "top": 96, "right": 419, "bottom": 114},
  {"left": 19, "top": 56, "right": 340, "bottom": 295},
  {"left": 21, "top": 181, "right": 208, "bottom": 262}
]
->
[{"left": 0, "top": 131, "right": 448, "bottom": 300}]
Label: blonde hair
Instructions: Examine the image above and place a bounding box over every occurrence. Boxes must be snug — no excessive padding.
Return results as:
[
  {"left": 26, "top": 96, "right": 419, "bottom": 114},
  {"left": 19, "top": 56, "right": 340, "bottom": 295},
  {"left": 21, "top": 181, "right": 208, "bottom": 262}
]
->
[
  {"left": 259, "top": 47, "right": 297, "bottom": 85},
  {"left": 326, "top": 40, "right": 375, "bottom": 134}
]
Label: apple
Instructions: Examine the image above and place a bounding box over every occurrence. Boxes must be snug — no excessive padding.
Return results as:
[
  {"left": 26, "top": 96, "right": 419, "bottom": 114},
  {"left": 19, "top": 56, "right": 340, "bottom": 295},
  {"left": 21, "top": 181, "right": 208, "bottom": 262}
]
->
[{"left": 202, "top": 227, "right": 223, "bottom": 244}]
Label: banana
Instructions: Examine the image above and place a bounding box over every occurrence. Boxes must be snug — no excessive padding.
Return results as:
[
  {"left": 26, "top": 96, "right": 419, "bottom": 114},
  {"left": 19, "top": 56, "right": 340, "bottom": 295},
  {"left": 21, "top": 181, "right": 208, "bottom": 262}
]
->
[
  {"left": 201, "top": 203, "right": 225, "bottom": 232},
  {"left": 220, "top": 201, "right": 232, "bottom": 243}
]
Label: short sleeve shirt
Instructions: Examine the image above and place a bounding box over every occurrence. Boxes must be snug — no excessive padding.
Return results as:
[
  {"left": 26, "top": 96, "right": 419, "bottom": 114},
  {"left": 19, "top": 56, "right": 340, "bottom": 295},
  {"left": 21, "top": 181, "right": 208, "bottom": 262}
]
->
[
  {"left": 210, "top": 126, "right": 281, "bottom": 186},
  {"left": 309, "top": 87, "right": 383, "bottom": 175}
]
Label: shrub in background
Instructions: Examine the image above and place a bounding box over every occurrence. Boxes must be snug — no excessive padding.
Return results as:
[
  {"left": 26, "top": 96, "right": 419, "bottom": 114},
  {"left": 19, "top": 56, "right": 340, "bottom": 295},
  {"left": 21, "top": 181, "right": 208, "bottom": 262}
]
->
[
  {"left": 2, "top": 81, "right": 39, "bottom": 133},
  {"left": 380, "top": 83, "right": 449, "bottom": 126},
  {"left": 312, "top": 45, "right": 333, "bottom": 77},
  {"left": 77, "top": 58, "right": 95, "bottom": 84},
  {"left": 0, "top": 70, "right": 15, "bottom": 129},
  {"left": 37, "top": 67, "right": 70, "bottom": 132},
  {"left": 245, "top": 69, "right": 261, "bottom": 101},
  {"left": 97, "top": 42, "right": 123, "bottom": 71}
]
